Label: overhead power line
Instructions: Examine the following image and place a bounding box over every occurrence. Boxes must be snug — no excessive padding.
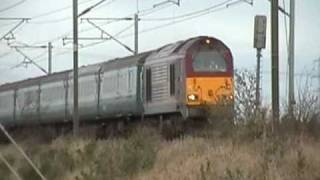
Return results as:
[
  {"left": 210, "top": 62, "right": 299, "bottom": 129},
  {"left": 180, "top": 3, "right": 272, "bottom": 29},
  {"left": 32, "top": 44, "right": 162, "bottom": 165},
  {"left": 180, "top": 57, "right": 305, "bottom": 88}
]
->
[
  {"left": 83, "top": 19, "right": 134, "bottom": 53},
  {"left": 0, "top": 51, "right": 12, "bottom": 59},
  {"left": 90, "top": 0, "right": 118, "bottom": 11},
  {"left": 0, "top": 17, "right": 30, "bottom": 20},
  {"left": 1, "top": 0, "right": 249, "bottom": 76},
  {"left": 77, "top": 0, "right": 248, "bottom": 49},
  {"left": 123, "top": 0, "right": 248, "bottom": 37},
  {"left": 29, "top": 0, "right": 117, "bottom": 24},
  {"left": 29, "top": 17, "right": 71, "bottom": 24},
  {"left": 153, "top": 0, "right": 180, "bottom": 8},
  {"left": 41, "top": 22, "right": 134, "bottom": 59},
  {"left": 0, "top": 18, "right": 30, "bottom": 41},
  {"left": 0, "top": 0, "right": 118, "bottom": 63},
  {"left": 80, "top": 0, "right": 248, "bottom": 50},
  {"left": 0, "top": 22, "right": 18, "bottom": 29},
  {"left": 80, "top": 22, "right": 134, "bottom": 49},
  {"left": 141, "top": 0, "right": 233, "bottom": 21},
  {"left": 138, "top": 2, "right": 176, "bottom": 16},
  {"left": 31, "top": 18, "right": 118, "bottom": 45},
  {"left": 30, "top": 1, "right": 140, "bottom": 46},
  {"left": 31, "top": 0, "right": 96, "bottom": 19},
  {"left": 0, "top": 0, "right": 27, "bottom": 13},
  {"left": 78, "top": 0, "right": 107, "bottom": 17}
]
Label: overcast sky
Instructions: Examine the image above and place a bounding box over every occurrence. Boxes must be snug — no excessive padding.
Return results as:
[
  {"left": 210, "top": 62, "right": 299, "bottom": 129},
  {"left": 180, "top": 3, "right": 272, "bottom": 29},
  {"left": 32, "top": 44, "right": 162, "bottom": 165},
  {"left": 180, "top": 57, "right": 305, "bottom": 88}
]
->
[{"left": 0, "top": 0, "right": 319, "bottom": 105}]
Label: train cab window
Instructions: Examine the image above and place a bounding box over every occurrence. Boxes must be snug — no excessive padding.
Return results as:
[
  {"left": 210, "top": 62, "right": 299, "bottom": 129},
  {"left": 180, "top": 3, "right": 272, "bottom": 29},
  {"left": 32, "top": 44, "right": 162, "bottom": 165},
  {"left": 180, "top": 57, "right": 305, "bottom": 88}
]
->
[
  {"left": 146, "top": 68, "right": 152, "bottom": 102},
  {"left": 192, "top": 50, "right": 227, "bottom": 72},
  {"left": 170, "top": 64, "right": 175, "bottom": 96}
]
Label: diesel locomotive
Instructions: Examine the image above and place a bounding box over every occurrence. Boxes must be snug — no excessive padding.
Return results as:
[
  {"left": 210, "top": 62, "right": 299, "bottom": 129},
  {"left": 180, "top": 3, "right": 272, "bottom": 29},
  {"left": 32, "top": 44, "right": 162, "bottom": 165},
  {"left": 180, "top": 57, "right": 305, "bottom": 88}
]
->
[{"left": 0, "top": 36, "right": 234, "bottom": 127}]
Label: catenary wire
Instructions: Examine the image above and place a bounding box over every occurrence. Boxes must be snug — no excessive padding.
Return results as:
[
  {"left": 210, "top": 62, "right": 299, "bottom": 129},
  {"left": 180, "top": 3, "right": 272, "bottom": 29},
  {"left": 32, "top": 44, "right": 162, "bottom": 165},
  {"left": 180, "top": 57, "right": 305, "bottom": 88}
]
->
[
  {"left": 66, "top": 0, "right": 244, "bottom": 51},
  {"left": 80, "top": 22, "right": 134, "bottom": 49},
  {"left": 0, "top": 0, "right": 118, "bottom": 66},
  {"left": 119, "top": 0, "right": 243, "bottom": 39},
  {"left": 8, "top": 0, "right": 156, "bottom": 47},
  {"left": 2, "top": 0, "right": 243, "bottom": 74},
  {"left": 29, "top": 0, "right": 116, "bottom": 24},
  {"left": 138, "top": 3, "right": 174, "bottom": 16},
  {"left": 140, "top": 0, "right": 233, "bottom": 21},
  {"left": 30, "top": 0, "right": 96, "bottom": 19},
  {"left": 0, "top": 0, "right": 26, "bottom": 13},
  {"left": 2, "top": 0, "right": 234, "bottom": 59},
  {"left": 35, "top": 21, "right": 135, "bottom": 59}
]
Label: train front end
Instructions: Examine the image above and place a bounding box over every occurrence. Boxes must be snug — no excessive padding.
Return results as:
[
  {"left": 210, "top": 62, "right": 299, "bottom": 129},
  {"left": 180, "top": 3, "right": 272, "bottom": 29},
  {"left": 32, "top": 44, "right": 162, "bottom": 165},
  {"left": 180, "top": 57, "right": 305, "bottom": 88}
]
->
[{"left": 184, "top": 37, "right": 234, "bottom": 119}]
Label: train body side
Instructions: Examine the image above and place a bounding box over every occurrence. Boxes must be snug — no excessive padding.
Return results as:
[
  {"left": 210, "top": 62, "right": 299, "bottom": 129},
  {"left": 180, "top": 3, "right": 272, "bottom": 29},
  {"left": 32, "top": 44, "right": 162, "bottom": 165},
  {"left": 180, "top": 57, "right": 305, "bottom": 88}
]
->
[
  {"left": 40, "top": 72, "right": 70, "bottom": 123},
  {"left": 0, "top": 53, "right": 149, "bottom": 126},
  {"left": 0, "top": 89, "right": 15, "bottom": 124},
  {"left": 97, "top": 53, "right": 147, "bottom": 118},
  {"left": 0, "top": 72, "right": 70, "bottom": 125},
  {"left": 143, "top": 42, "right": 185, "bottom": 116}
]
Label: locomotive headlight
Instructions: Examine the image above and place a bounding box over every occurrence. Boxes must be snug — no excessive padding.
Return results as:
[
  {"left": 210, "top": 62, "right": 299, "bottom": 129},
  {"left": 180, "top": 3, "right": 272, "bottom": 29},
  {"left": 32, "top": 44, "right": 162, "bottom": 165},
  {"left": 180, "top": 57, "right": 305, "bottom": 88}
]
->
[
  {"left": 229, "top": 95, "right": 234, "bottom": 100},
  {"left": 187, "top": 94, "right": 198, "bottom": 101}
]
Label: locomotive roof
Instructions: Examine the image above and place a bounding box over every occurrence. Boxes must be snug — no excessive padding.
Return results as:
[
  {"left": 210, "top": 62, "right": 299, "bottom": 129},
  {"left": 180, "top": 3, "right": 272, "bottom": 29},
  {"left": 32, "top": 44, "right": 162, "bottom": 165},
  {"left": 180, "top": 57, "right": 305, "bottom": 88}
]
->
[{"left": 146, "top": 36, "right": 229, "bottom": 60}]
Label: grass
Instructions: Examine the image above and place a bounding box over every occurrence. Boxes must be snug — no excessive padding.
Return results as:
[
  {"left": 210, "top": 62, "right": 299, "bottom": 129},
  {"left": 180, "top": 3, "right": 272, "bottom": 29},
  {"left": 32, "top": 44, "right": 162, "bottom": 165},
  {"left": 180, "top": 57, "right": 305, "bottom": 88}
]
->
[{"left": 0, "top": 123, "right": 320, "bottom": 180}]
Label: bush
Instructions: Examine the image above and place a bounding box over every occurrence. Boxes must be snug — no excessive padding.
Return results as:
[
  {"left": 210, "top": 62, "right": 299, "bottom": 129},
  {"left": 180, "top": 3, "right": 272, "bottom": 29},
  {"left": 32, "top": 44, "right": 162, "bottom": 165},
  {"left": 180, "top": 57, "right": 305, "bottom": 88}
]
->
[{"left": 77, "top": 126, "right": 160, "bottom": 180}]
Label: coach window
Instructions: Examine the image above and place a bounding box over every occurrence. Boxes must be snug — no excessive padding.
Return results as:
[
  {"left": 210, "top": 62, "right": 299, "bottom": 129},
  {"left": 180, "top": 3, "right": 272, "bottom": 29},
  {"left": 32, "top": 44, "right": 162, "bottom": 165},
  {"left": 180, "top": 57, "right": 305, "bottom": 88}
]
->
[
  {"left": 146, "top": 68, "right": 152, "bottom": 102},
  {"left": 170, "top": 64, "right": 175, "bottom": 96},
  {"left": 128, "top": 69, "right": 132, "bottom": 91}
]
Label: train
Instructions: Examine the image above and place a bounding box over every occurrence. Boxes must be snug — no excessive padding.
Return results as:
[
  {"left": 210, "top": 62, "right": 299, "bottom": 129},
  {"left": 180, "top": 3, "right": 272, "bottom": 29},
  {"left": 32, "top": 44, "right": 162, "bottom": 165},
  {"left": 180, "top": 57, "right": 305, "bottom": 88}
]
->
[{"left": 0, "top": 36, "right": 234, "bottom": 127}]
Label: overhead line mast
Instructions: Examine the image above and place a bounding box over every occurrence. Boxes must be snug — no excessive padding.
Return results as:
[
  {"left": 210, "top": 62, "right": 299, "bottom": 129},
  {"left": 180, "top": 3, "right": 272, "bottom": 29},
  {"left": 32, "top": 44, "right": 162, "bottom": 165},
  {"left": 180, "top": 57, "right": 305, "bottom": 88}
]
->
[
  {"left": 271, "top": 0, "right": 280, "bottom": 132},
  {"left": 73, "top": 0, "right": 79, "bottom": 136},
  {"left": 317, "top": 58, "right": 320, "bottom": 100},
  {"left": 288, "top": 0, "right": 295, "bottom": 117},
  {"left": 269, "top": 0, "right": 295, "bottom": 119},
  {"left": 72, "top": 0, "right": 108, "bottom": 136}
]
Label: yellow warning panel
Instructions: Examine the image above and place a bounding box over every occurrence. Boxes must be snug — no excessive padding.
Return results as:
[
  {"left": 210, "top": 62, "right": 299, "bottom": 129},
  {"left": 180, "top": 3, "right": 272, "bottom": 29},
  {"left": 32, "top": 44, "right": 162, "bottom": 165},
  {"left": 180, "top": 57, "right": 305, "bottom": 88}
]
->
[{"left": 186, "top": 77, "right": 234, "bottom": 105}]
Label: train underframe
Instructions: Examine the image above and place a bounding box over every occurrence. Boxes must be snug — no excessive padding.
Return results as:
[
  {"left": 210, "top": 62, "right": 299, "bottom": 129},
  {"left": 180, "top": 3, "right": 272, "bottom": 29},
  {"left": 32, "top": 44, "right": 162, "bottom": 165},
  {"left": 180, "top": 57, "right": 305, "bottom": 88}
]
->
[{"left": 0, "top": 103, "right": 234, "bottom": 143}]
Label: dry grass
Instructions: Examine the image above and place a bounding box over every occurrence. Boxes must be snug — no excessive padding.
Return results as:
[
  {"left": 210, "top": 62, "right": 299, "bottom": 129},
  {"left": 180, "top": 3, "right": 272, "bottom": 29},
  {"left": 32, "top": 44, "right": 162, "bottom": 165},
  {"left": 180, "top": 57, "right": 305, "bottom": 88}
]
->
[
  {"left": 134, "top": 136, "right": 320, "bottom": 180},
  {"left": 0, "top": 125, "right": 320, "bottom": 180}
]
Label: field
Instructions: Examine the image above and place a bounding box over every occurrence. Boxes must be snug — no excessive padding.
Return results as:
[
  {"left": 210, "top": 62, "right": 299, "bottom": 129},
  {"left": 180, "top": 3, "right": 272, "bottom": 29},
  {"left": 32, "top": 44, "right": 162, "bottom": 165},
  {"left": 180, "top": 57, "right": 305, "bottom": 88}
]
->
[{"left": 0, "top": 121, "right": 320, "bottom": 180}]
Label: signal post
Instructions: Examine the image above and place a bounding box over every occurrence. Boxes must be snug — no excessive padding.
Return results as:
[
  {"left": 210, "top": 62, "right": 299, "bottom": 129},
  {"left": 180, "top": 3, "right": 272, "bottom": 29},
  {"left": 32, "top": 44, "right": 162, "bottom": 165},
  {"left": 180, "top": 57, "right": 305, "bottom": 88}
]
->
[{"left": 253, "top": 15, "right": 267, "bottom": 112}]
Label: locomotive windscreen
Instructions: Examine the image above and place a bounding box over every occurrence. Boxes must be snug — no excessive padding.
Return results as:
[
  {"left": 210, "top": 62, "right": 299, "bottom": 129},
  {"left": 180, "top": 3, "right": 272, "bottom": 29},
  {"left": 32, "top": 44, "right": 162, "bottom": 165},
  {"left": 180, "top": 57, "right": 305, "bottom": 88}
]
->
[{"left": 192, "top": 50, "right": 227, "bottom": 72}]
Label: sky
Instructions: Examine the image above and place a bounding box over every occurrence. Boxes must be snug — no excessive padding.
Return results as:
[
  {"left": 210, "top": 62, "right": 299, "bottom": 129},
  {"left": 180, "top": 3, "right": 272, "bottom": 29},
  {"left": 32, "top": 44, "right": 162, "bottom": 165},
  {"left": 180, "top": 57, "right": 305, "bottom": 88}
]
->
[{"left": 0, "top": 0, "right": 319, "bottom": 106}]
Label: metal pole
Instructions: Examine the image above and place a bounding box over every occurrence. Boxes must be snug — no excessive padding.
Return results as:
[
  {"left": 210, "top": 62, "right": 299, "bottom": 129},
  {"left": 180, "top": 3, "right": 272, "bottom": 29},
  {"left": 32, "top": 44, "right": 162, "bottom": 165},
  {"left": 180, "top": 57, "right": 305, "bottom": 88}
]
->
[
  {"left": 48, "top": 42, "right": 52, "bottom": 74},
  {"left": 73, "top": 0, "right": 79, "bottom": 136},
  {"left": 271, "top": 0, "right": 279, "bottom": 131},
  {"left": 288, "top": 0, "right": 295, "bottom": 117},
  {"left": 256, "top": 48, "right": 262, "bottom": 110},
  {"left": 318, "top": 58, "right": 320, "bottom": 100},
  {"left": 134, "top": 13, "right": 139, "bottom": 55}
]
